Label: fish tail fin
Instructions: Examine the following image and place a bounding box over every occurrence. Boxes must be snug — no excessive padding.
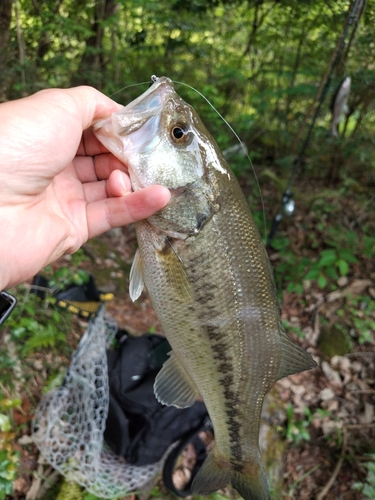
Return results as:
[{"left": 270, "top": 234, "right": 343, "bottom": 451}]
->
[
  {"left": 192, "top": 448, "right": 270, "bottom": 500},
  {"left": 231, "top": 458, "right": 270, "bottom": 500},
  {"left": 191, "top": 449, "right": 231, "bottom": 495}
]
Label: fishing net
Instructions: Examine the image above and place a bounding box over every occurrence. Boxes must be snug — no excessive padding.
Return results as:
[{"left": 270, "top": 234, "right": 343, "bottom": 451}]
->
[{"left": 32, "top": 305, "right": 164, "bottom": 498}]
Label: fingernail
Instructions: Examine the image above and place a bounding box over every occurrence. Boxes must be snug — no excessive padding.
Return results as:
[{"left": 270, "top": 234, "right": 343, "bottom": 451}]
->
[{"left": 118, "top": 171, "right": 128, "bottom": 195}]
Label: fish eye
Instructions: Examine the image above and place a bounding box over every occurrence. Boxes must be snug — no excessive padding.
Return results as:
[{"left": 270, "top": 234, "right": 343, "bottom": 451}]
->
[
  {"left": 172, "top": 127, "right": 184, "bottom": 139},
  {"left": 170, "top": 124, "right": 190, "bottom": 144}
]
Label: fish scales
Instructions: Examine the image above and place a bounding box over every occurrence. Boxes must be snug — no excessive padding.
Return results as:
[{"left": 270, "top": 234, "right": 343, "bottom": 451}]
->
[
  {"left": 136, "top": 164, "right": 279, "bottom": 482},
  {"left": 94, "top": 76, "right": 317, "bottom": 500}
]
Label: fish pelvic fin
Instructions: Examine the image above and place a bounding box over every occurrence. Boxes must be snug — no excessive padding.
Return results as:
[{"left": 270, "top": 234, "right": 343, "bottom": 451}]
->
[{"left": 192, "top": 449, "right": 270, "bottom": 500}]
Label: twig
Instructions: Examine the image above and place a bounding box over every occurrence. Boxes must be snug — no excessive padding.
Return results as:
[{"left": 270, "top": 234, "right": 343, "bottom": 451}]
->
[
  {"left": 347, "top": 389, "right": 375, "bottom": 394},
  {"left": 346, "top": 352, "right": 375, "bottom": 356},
  {"left": 288, "top": 465, "right": 320, "bottom": 500},
  {"left": 316, "top": 429, "right": 348, "bottom": 500},
  {"left": 345, "top": 423, "right": 375, "bottom": 429},
  {"left": 35, "top": 470, "right": 60, "bottom": 499}
]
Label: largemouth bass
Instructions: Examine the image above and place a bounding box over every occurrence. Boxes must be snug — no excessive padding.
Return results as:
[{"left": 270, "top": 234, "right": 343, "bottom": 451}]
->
[{"left": 94, "top": 77, "right": 316, "bottom": 500}]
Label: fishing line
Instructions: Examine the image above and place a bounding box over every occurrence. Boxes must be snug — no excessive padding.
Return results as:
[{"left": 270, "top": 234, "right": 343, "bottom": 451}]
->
[
  {"left": 173, "top": 79, "right": 267, "bottom": 241},
  {"left": 266, "top": 0, "right": 364, "bottom": 247},
  {"left": 109, "top": 81, "right": 150, "bottom": 99},
  {"left": 109, "top": 77, "right": 267, "bottom": 238}
]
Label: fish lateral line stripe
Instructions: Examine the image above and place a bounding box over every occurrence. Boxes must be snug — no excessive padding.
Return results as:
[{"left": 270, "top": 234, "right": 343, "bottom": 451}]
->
[{"left": 194, "top": 312, "right": 245, "bottom": 461}]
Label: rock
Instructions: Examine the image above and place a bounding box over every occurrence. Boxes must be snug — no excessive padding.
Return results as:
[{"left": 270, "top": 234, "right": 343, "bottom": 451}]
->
[
  {"left": 360, "top": 402, "right": 374, "bottom": 424},
  {"left": 337, "top": 276, "right": 349, "bottom": 287},
  {"left": 319, "top": 388, "right": 335, "bottom": 401},
  {"left": 343, "top": 279, "right": 372, "bottom": 297},
  {"left": 331, "top": 355, "right": 351, "bottom": 372},
  {"left": 18, "top": 435, "right": 34, "bottom": 445},
  {"left": 326, "top": 290, "right": 343, "bottom": 302},
  {"left": 321, "top": 361, "right": 342, "bottom": 387}
]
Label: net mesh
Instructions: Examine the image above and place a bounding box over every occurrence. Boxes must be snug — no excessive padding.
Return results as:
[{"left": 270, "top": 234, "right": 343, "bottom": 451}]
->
[{"left": 32, "top": 305, "right": 163, "bottom": 498}]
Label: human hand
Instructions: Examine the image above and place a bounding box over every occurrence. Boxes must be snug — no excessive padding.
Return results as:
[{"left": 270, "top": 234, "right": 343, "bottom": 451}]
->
[{"left": 0, "top": 86, "right": 170, "bottom": 289}]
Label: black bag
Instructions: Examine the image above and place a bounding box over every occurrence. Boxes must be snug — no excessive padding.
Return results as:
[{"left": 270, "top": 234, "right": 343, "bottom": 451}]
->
[
  {"left": 31, "top": 275, "right": 211, "bottom": 496},
  {"left": 104, "top": 330, "right": 211, "bottom": 496}
]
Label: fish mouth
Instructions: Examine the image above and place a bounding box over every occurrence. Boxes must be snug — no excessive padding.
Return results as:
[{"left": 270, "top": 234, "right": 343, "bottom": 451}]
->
[
  {"left": 93, "top": 76, "right": 179, "bottom": 190},
  {"left": 115, "top": 77, "right": 176, "bottom": 136},
  {"left": 94, "top": 76, "right": 202, "bottom": 193},
  {"left": 93, "top": 76, "right": 176, "bottom": 149},
  {"left": 126, "top": 76, "right": 174, "bottom": 109}
]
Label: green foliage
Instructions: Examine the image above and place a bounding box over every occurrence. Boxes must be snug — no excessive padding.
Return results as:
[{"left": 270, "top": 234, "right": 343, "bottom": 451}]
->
[
  {"left": 0, "top": 400, "right": 21, "bottom": 500},
  {"left": 45, "top": 250, "right": 90, "bottom": 289},
  {"left": 0, "top": 449, "right": 19, "bottom": 500},
  {"left": 304, "top": 248, "right": 358, "bottom": 289},
  {"left": 353, "top": 454, "right": 375, "bottom": 498},
  {"left": 363, "top": 235, "right": 375, "bottom": 259},
  {"left": 285, "top": 405, "right": 312, "bottom": 445},
  {"left": 0, "top": 353, "right": 16, "bottom": 390},
  {"left": 7, "top": 289, "right": 70, "bottom": 357},
  {"left": 6, "top": 258, "right": 89, "bottom": 357},
  {"left": 56, "top": 480, "right": 84, "bottom": 500},
  {"left": 0, "top": 415, "right": 11, "bottom": 433},
  {"left": 338, "top": 295, "right": 375, "bottom": 345},
  {"left": 42, "top": 370, "right": 66, "bottom": 394},
  {"left": 272, "top": 237, "right": 309, "bottom": 295},
  {"left": 273, "top": 231, "right": 360, "bottom": 295},
  {"left": 1, "top": 0, "right": 374, "bottom": 181},
  {"left": 83, "top": 494, "right": 101, "bottom": 500},
  {"left": 282, "top": 320, "right": 304, "bottom": 340}
]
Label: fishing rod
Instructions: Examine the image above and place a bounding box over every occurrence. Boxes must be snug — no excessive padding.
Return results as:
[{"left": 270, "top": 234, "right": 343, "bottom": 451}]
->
[{"left": 266, "top": 0, "right": 364, "bottom": 248}]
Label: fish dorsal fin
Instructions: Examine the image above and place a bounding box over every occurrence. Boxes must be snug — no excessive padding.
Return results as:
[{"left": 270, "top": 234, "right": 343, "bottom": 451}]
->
[
  {"left": 157, "top": 238, "right": 192, "bottom": 302},
  {"left": 129, "top": 248, "right": 144, "bottom": 301},
  {"left": 276, "top": 331, "right": 317, "bottom": 381},
  {"left": 154, "top": 352, "right": 200, "bottom": 408}
]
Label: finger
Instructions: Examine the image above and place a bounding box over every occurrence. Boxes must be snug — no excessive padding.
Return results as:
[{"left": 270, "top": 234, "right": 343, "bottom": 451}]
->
[
  {"left": 78, "top": 127, "right": 119, "bottom": 157},
  {"left": 86, "top": 185, "right": 171, "bottom": 239},
  {"left": 94, "top": 154, "right": 128, "bottom": 180},
  {"left": 107, "top": 169, "right": 132, "bottom": 196},
  {"left": 82, "top": 179, "right": 108, "bottom": 203},
  {"left": 74, "top": 154, "right": 127, "bottom": 183},
  {"left": 74, "top": 156, "right": 97, "bottom": 183},
  {"left": 65, "top": 86, "right": 123, "bottom": 131},
  {"left": 82, "top": 170, "right": 131, "bottom": 203}
]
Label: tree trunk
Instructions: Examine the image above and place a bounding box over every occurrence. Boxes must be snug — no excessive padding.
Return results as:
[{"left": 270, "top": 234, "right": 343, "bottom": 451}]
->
[
  {"left": 0, "top": 0, "right": 13, "bottom": 101},
  {"left": 72, "top": 0, "right": 117, "bottom": 89}
]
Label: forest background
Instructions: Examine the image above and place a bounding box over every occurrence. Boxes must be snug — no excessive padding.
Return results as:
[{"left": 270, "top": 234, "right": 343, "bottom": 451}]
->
[{"left": 0, "top": 0, "right": 374, "bottom": 500}]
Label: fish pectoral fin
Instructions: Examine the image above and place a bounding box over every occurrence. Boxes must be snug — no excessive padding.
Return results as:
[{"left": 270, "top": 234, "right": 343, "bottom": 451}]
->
[
  {"left": 129, "top": 249, "right": 144, "bottom": 301},
  {"left": 156, "top": 239, "right": 192, "bottom": 302},
  {"left": 154, "top": 352, "right": 199, "bottom": 408},
  {"left": 276, "top": 331, "right": 317, "bottom": 380}
]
